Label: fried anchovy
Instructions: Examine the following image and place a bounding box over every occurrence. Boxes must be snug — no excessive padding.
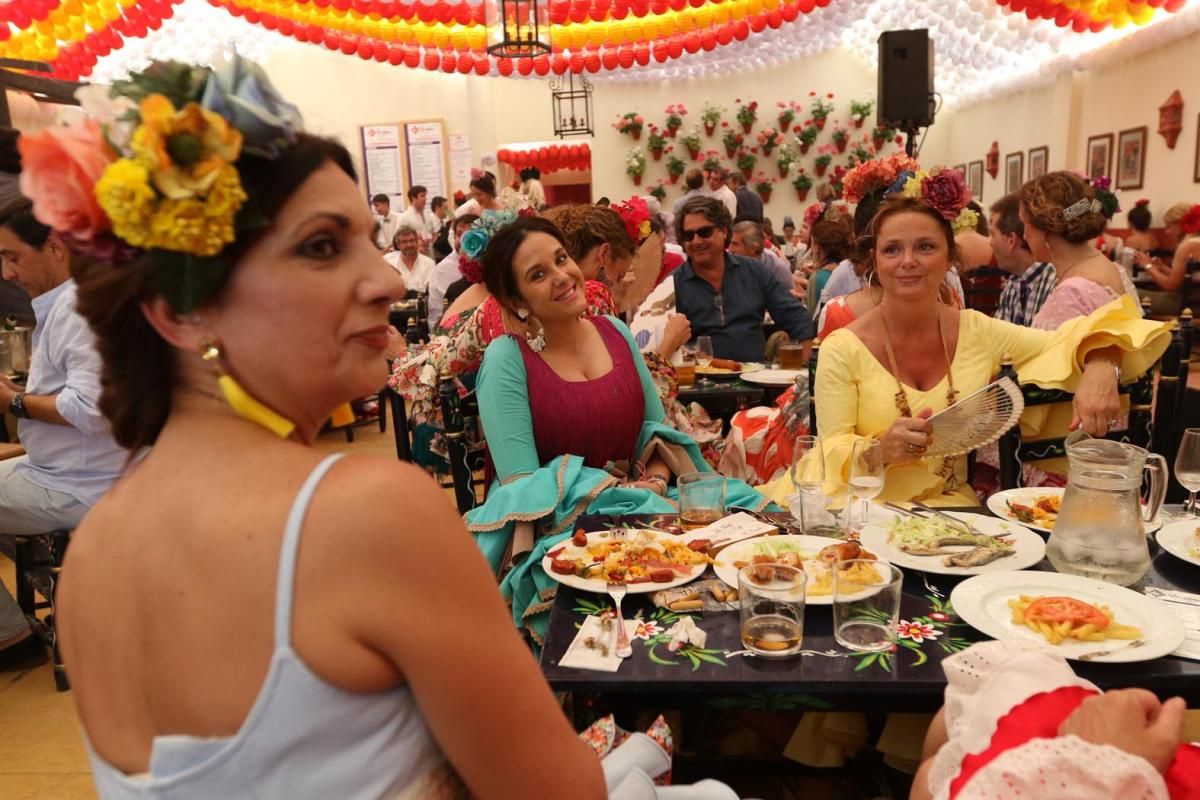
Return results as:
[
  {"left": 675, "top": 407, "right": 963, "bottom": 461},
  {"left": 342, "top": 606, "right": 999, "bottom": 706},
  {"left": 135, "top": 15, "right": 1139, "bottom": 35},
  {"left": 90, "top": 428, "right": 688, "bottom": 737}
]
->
[{"left": 943, "top": 547, "right": 1015, "bottom": 568}]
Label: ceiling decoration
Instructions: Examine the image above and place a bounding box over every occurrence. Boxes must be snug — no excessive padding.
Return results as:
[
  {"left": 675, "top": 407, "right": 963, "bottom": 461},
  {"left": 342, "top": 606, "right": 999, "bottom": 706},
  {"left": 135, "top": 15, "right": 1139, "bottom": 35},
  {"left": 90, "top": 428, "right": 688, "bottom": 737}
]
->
[{"left": 0, "top": 0, "right": 1190, "bottom": 109}]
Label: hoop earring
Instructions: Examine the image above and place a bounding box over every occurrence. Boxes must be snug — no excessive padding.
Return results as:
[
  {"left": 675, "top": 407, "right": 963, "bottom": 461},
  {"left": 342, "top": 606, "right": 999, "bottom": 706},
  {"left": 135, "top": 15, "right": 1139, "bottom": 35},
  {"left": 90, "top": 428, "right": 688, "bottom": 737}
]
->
[{"left": 201, "top": 339, "right": 295, "bottom": 438}]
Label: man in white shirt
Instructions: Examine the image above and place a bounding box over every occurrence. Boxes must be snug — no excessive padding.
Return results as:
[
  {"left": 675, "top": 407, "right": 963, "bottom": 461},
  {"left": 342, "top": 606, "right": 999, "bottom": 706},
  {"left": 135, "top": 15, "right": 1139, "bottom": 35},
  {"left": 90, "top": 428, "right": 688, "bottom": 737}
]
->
[
  {"left": 427, "top": 213, "right": 480, "bottom": 330},
  {"left": 384, "top": 225, "right": 435, "bottom": 295},
  {"left": 396, "top": 185, "right": 441, "bottom": 252},
  {"left": 0, "top": 200, "right": 125, "bottom": 669},
  {"left": 372, "top": 194, "right": 402, "bottom": 252},
  {"left": 707, "top": 167, "right": 738, "bottom": 219}
]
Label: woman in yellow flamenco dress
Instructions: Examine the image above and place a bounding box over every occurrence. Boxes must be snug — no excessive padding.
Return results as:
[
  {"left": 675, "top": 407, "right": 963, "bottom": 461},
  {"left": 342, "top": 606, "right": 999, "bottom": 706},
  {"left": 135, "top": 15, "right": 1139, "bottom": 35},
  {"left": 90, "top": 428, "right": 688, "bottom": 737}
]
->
[{"left": 760, "top": 194, "right": 1170, "bottom": 509}]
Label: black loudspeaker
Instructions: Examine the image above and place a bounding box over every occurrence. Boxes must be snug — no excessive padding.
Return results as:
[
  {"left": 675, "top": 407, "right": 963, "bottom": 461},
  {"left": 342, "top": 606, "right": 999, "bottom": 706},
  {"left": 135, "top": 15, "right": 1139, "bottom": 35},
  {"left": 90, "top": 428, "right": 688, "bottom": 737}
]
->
[{"left": 877, "top": 29, "right": 935, "bottom": 129}]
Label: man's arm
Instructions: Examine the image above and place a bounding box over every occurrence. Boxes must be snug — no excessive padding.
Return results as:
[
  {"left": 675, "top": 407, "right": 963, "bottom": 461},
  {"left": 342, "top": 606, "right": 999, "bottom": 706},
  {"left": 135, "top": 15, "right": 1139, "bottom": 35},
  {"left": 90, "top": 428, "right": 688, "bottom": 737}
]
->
[
  {"left": 760, "top": 261, "right": 815, "bottom": 342},
  {"left": 0, "top": 376, "right": 68, "bottom": 425}
]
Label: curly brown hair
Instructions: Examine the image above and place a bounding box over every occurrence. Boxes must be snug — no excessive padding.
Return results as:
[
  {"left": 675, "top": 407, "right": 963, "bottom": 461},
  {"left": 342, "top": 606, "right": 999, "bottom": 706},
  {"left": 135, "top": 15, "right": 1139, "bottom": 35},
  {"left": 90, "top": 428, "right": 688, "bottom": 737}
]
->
[
  {"left": 1018, "top": 171, "right": 1107, "bottom": 243},
  {"left": 810, "top": 218, "right": 855, "bottom": 265},
  {"left": 71, "top": 134, "right": 357, "bottom": 453},
  {"left": 542, "top": 203, "right": 636, "bottom": 263}
]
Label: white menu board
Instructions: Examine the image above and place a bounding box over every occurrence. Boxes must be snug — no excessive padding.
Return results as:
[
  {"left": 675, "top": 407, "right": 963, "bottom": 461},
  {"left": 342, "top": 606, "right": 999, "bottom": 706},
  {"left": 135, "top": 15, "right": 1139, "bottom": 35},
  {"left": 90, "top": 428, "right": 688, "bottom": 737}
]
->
[
  {"left": 448, "top": 132, "right": 472, "bottom": 190},
  {"left": 360, "top": 124, "right": 404, "bottom": 208},
  {"left": 405, "top": 121, "right": 447, "bottom": 199}
]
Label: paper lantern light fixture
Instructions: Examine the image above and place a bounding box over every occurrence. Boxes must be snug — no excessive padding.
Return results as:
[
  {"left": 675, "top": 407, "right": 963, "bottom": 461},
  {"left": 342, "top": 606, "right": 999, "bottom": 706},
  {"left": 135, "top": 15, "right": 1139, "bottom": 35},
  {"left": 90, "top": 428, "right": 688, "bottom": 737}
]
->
[{"left": 1158, "top": 89, "right": 1183, "bottom": 150}]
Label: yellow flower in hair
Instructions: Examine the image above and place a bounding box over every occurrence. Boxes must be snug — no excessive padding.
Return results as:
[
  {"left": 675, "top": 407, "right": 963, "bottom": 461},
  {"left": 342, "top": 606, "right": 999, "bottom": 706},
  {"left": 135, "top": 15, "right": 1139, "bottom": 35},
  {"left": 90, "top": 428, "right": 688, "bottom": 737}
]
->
[
  {"left": 94, "top": 159, "right": 156, "bottom": 249},
  {"left": 132, "top": 93, "right": 244, "bottom": 200},
  {"left": 204, "top": 164, "right": 248, "bottom": 220},
  {"left": 952, "top": 208, "right": 980, "bottom": 236},
  {"left": 901, "top": 173, "right": 925, "bottom": 199},
  {"left": 638, "top": 219, "right": 652, "bottom": 241},
  {"left": 147, "top": 197, "right": 238, "bottom": 257}
]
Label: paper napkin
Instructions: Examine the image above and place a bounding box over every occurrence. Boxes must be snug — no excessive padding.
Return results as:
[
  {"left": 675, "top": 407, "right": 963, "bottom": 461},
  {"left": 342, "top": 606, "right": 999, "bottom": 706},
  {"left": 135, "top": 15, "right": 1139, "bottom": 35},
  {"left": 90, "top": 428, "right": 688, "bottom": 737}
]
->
[
  {"left": 558, "top": 615, "right": 641, "bottom": 672},
  {"left": 1143, "top": 586, "right": 1200, "bottom": 661},
  {"left": 679, "top": 512, "right": 776, "bottom": 548}
]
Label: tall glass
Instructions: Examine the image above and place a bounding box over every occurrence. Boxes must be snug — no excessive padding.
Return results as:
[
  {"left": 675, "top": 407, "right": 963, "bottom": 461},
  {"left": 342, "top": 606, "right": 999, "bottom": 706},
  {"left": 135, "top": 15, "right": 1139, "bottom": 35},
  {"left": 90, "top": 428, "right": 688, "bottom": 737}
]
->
[
  {"left": 673, "top": 347, "right": 696, "bottom": 388},
  {"left": 739, "top": 564, "right": 807, "bottom": 657},
  {"left": 696, "top": 336, "right": 714, "bottom": 387},
  {"left": 833, "top": 561, "right": 903, "bottom": 653},
  {"left": 678, "top": 472, "right": 726, "bottom": 529},
  {"left": 1175, "top": 428, "right": 1200, "bottom": 515},
  {"left": 789, "top": 435, "right": 824, "bottom": 533},
  {"left": 848, "top": 439, "right": 885, "bottom": 532}
]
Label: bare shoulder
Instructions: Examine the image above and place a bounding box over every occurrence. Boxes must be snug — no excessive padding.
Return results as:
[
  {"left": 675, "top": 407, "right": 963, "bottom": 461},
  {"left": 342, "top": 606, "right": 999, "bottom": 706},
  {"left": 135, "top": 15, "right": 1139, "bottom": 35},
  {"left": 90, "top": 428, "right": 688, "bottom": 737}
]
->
[{"left": 1074, "top": 258, "right": 1126, "bottom": 294}]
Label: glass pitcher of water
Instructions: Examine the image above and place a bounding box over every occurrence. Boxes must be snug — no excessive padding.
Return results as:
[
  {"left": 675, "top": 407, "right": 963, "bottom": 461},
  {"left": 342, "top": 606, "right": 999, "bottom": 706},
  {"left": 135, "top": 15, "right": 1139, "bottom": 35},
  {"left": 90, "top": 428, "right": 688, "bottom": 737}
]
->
[{"left": 1045, "top": 430, "right": 1167, "bottom": 586}]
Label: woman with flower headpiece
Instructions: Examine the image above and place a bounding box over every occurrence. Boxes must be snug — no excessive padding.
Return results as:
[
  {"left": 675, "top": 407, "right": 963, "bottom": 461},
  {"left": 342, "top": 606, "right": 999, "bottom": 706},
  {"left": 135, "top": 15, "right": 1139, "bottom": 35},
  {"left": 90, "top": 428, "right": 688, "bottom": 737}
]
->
[
  {"left": 387, "top": 208, "right": 617, "bottom": 472},
  {"left": 763, "top": 169, "right": 1170, "bottom": 507},
  {"left": 31, "top": 57, "right": 608, "bottom": 799},
  {"left": 1135, "top": 202, "right": 1200, "bottom": 316},
  {"left": 463, "top": 215, "right": 772, "bottom": 643}
]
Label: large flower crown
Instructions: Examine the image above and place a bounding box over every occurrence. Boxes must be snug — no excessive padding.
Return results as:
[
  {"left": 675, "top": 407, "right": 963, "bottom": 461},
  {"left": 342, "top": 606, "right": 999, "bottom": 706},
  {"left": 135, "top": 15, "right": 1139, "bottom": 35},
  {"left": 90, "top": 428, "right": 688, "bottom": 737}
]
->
[
  {"left": 17, "top": 55, "right": 302, "bottom": 313},
  {"left": 843, "top": 155, "right": 976, "bottom": 235},
  {"left": 457, "top": 207, "right": 537, "bottom": 284},
  {"left": 611, "top": 195, "right": 653, "bottom": 245}
]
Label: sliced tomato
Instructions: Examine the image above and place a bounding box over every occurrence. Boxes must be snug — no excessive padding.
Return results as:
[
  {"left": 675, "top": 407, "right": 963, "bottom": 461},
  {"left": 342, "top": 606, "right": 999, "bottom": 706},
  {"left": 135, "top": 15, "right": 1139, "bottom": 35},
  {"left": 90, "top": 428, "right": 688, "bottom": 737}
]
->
[
  {"left": 546, "top": 546, "right": 565, "bottom": 559},
  {"left": 1024, "top": 596, "right": 1110, "bottom": 630},
  {"left": 687, "top": 539, "right": 711, "bottom": 553}
]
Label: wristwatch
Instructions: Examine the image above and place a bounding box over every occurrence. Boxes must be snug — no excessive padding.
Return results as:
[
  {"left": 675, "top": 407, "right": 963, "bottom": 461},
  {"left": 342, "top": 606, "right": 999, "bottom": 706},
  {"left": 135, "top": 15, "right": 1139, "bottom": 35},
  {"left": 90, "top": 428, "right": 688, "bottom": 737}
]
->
[{"left": 8, "top": 392, "right": 28, "bottom": 419}]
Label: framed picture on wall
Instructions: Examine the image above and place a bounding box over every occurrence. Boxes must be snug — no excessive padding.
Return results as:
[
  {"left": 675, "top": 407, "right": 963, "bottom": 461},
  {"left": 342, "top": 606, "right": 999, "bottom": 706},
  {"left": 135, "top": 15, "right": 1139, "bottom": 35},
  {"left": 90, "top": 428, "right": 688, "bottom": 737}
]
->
[
  {"left": 1194, "top": 114, "right": 1200, "bottom": 183},
  {"left": 1005, "top": 152, "right": 1023, "bottom": 194},
  {"left": 968, "top": 161, "right": 984, "bottom": 201},
  {"left": 1116, "top": 126, "right": 1148, "bottom": 190},
  {"left": 1028, "top": 146, "right": 1048, "bottom": 179},
  {"left": 953, "top": 163, "right": 966, "bottom": 177},
  {"left": 1086, "top": 133, "right": 1113, "bottom": 180}
]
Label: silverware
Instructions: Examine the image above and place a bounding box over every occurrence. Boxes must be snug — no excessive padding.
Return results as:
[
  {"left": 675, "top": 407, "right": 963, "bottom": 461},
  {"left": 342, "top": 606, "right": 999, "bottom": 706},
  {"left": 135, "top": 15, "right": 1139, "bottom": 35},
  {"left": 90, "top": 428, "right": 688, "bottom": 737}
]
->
[
  {"left": 727, "top": 505, "right": 797, "bottom": 534},
  {"left": 607, "top": 582, "right": 632, "bottom": 658},
  {"left": 912, "top": 502, "right": 986, "bottom": 537},
  {"left": 883, "top": 502, "right": 920, "bottom": 518},
  {"left": 1078, "top": 639, "right": 1146, "bottom": 661}
]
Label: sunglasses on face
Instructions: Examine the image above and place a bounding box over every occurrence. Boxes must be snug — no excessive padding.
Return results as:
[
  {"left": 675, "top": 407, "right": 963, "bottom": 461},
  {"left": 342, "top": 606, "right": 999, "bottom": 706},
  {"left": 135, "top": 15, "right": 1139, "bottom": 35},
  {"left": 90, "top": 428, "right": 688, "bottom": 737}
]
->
[{"left": 682, "top": 226, "right": 717, "bottom": 243}]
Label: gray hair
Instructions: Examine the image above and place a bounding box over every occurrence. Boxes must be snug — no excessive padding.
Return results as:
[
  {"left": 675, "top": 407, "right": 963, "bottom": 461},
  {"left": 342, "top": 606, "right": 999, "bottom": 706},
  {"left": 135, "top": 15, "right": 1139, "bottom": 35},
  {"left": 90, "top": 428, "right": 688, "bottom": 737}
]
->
[
  {"left": 732, "top": 221, "right": 764, "bottom": 255},
  {"left": 393, "top": 223, "right": 420, "bottom": 246}
]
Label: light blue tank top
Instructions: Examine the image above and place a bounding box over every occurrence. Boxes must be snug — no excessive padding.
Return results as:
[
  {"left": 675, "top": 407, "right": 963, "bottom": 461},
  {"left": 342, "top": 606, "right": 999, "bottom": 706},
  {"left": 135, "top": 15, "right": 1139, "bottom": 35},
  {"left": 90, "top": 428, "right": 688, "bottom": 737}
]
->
[{"left": 86, "top": 454, "right": 464, "bottom": 799}]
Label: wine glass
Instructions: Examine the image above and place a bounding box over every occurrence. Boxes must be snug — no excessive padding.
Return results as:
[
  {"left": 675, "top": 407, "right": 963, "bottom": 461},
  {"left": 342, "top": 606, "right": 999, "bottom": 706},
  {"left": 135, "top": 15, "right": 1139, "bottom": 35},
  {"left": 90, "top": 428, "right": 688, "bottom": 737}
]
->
[
  {"left": 1175, "top": 428, "right": 1200, "bottom": 515},
  {"left": 848, "top": 439, "right": 885, "bottom": 532},
  {"left": 790, "top": 435, "right": 823, "bottom": 532},
  {"left": 696, "top": 336, "right": 714, "bottom": 387}
]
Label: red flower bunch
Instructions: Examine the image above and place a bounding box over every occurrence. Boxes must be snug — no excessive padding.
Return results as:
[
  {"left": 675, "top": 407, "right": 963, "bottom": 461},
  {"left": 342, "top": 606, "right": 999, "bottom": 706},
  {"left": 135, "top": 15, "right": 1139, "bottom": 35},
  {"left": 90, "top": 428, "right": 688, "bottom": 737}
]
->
[
  {"left": 920, "top": 167, "right": 971, "bottom": 221},
  {"left": 1180, "top": 204, "right": 1200, "bottom": 236},
  {"left": 841, "top": 152, "right": 920, "bottom": 203},
  {"left": 612, "top": 196, "right": 653, "bottom": 244}
]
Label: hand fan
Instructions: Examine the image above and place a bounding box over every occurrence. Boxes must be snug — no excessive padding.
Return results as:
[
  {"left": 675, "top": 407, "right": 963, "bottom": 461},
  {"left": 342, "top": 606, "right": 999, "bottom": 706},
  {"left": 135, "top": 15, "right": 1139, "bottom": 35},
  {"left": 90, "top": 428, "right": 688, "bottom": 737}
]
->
[{"left": 925, "top": 377, "right": 1024, "bottom": 458}]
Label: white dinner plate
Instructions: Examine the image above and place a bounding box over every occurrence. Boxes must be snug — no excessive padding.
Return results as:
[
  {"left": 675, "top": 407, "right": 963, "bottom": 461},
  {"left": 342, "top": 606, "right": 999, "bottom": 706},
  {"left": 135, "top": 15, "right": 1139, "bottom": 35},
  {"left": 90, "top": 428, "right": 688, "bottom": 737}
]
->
[
  {"left": 541, "top": 529, "right": 705, "bottom": 594},
  {"left": 860, "top": 511, "right": 1046, "bottom": 576},
  {"left": 711, "top": 534, "right": 890, "bottom": 606},
  {"left": 987, "top": 487, "right": 1164, "bottom": 535},
  {"left": 1156, "top": 519, "right": 1200, "bottom": 568},
  {"left": 951, "top": 571, "right": 1185, "bottom": 663},
  {"left": 742, "top": 369, "right": 803, "bottom": 387},
  {"left": 696, "top": 362, "right": 765, "bottom": 380}
]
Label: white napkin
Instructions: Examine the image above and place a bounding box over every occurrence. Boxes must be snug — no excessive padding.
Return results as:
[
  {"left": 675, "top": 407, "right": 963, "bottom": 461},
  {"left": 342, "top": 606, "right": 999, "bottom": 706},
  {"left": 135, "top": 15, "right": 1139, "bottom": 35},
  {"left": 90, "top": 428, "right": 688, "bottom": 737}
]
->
[
  {"left": 1143, "top": 586, "right": 1200, "bottom": 661},
  {"left": 558, "top": 615, "right": 641, "bottom": 672},
  {"left": 680, "top": 512, "right": 776, "bottom": 548},
  {"left": 602, "top": 733, "right": 672, "bottom": 790},
  {"left": 664, "top": 617, "right": 708, "bottom": 652}
]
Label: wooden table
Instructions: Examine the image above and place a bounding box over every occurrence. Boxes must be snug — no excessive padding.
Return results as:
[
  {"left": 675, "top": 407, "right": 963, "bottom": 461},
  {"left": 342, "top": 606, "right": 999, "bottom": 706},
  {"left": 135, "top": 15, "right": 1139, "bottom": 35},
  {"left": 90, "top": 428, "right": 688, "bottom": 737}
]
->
[{"left": 540, "top": 511, "right": 1200, "bottom": 713}]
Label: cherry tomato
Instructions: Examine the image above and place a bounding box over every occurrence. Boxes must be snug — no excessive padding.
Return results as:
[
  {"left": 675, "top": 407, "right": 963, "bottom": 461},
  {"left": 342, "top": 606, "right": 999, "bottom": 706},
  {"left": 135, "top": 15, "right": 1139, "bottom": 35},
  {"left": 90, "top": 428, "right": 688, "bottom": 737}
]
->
[
  {"left": 1024, "top": 596, "right": 1110, "bottom": 630},
  {"left": 572, "top": 529, "right": 588, "bottom": 547}
]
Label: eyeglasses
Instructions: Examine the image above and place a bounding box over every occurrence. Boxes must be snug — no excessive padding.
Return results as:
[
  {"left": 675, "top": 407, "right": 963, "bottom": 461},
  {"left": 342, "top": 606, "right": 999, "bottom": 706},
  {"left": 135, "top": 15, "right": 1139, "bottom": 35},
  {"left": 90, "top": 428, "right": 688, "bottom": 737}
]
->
[{"left": 681, "top": 226, "right": 717, "bottom": 243}]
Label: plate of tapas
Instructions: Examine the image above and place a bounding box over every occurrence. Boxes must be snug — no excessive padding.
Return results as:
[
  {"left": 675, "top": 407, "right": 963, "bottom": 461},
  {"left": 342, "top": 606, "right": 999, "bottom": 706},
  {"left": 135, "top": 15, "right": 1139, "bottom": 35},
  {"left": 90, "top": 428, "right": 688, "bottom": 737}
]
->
[
  {"left": 987, "top": 487, "right": 1163, "bottom": 535},
  {"left": 741, "top": 369, "right": 803, "bottom": 387},
  {"left": 1155, "top": 520, "right": 1200, "bottom": 568},
  {"left": 859, "top": 511, "right": 1046, "bottom": 576},
  {"left": 695, "top": 359, "right": 765, "bottom": 380},
  {"left": 711, "top": 536, "right": 889, "bottom": 605},
  {"left": 950, "top": 571, "right": 1185, "bottom": 663},
  {"left": 542, "top": 528, "right": 710, "bottom": 594}
]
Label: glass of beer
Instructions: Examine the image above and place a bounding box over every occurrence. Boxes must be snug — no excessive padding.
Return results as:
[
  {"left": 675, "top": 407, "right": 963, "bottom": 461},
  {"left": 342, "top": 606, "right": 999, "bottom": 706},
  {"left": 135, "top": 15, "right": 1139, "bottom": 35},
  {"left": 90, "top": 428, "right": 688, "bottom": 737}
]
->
[
  {"left": 739, "top": 564, "right": 807, "bottom": 657},
  {"left": 678, "top": 472, "right": 726, "bottom": 528},
  {"left": 777, "top": 341, "right": 807, "bottom": 370},
  {"left": 674, "top": 347, "right": 696, "bottom": 388}
]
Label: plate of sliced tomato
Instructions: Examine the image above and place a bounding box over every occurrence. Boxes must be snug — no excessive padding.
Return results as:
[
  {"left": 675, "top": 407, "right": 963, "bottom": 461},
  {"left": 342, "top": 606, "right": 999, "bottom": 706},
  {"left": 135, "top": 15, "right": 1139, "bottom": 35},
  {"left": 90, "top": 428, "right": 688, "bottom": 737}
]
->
[
  {"left": 541, "top": 528, "right": 710, "bottom": 594},
  {"left": 950, "top": 571, "right": 1185, "bottom": 663}
]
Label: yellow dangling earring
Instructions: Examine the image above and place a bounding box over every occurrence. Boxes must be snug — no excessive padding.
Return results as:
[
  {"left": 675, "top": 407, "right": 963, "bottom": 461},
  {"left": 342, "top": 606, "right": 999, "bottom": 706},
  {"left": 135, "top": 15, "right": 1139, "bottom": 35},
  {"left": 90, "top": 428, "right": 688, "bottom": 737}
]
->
[{"left": 200, "top": 340, "right": 296, "bottom": 439}]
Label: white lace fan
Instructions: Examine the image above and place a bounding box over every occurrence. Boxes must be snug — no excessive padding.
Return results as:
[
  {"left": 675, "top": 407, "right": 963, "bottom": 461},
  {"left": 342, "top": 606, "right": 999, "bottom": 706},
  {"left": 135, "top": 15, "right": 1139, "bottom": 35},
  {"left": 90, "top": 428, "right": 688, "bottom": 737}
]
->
[{"left": 925, "top": 377, "right": 1025, "bottom": 458}]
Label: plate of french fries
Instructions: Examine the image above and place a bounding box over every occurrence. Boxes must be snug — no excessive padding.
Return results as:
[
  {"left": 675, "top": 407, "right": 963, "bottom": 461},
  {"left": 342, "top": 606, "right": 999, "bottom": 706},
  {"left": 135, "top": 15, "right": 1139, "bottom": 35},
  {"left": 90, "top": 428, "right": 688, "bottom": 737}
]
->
[{"left": 950, "top": 571, "right": 1185, "bottom": 663}]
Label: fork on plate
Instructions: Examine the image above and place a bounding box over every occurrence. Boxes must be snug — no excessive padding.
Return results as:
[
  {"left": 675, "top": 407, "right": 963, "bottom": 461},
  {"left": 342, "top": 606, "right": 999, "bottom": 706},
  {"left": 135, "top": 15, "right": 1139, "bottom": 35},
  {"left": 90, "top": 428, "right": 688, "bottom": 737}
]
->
[
  {"left": 1077, "top": 639, "right": 1146, "bottom": 661},
  {"left": 606, "top": 528, "right": 633, "bottom": 658}
]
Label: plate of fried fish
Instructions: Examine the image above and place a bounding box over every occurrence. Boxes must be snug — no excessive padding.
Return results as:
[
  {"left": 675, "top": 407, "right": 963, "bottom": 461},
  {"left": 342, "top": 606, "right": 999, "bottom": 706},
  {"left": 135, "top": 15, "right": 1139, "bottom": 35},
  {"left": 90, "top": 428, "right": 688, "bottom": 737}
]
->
[{"left": 859, "top": 511, "right": 1046, "bottom": 576}]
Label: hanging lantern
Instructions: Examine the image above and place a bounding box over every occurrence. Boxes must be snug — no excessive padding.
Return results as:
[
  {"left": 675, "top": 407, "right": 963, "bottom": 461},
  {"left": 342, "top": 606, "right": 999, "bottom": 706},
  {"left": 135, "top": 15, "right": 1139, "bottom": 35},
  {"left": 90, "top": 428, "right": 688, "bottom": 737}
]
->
[
  {"left": 551, "top": 70, "right": 593, "bottom": 138},
  {"left": 486, "top": 0, "right": 551, "bottom": 58}
]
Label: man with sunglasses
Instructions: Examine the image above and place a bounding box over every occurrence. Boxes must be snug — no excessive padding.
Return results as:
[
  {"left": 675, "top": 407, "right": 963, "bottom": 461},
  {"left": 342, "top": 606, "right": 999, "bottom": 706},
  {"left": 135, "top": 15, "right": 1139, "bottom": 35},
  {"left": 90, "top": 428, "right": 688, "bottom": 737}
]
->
[{"left": 672, "top": 197, "right": 814, "bottom": 363}]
